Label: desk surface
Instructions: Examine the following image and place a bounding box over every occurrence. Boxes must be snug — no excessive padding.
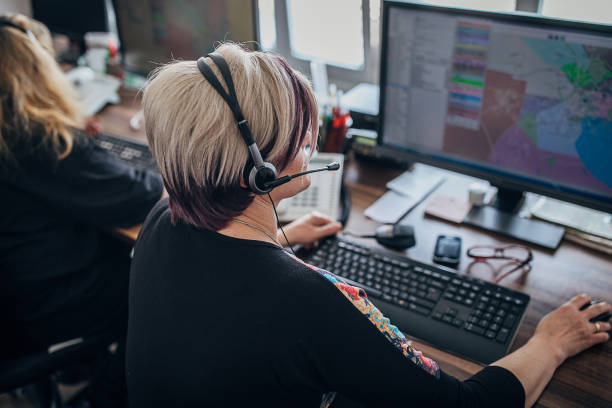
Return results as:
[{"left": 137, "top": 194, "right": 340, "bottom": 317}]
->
[{"left": 100, "top": 88, "right": 612, "bottom": 408}]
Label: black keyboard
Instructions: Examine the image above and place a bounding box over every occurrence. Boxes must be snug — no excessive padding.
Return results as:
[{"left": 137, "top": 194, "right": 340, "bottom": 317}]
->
[
  {"left": 303, "top": 237, "right": 530, "bottom": 364},
  {"left": 94, "top": 133, "right": 158, "bottom": 172}
]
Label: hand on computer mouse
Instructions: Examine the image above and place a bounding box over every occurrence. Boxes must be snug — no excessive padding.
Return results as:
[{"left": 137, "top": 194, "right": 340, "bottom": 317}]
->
[
  {"left": 532, "top": 295, "right": 611, "bottom": 364},
  {"left": 579, "top": 300, "right": 612, "bottom": 323}
]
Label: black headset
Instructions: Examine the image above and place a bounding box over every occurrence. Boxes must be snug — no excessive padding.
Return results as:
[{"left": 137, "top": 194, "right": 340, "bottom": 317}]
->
[
  {"left": 197, "top": 53, "right": 279, "bottom": 194},
  {"left": 196, "top": 53, "right": 339, "bottom": 195},
  {"left": 0, "top": 18, "right": 35, "bottom": 40}
]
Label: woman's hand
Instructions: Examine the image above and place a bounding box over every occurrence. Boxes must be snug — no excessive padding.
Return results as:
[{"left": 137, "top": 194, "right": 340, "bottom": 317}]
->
[
  {"left": 280, "top": 212, "right": 342, "bottom": 247},
  {"left": 492, "top": 295, "right": 611, "bottom": 408},
  {"left": 532, "top": 294, "right": 611, "bottom": 364}
]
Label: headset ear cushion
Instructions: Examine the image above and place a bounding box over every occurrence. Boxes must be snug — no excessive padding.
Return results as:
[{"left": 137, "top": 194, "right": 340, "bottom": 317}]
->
[{"left": 248, "top": 162, "right": 278, "bottom": 194}]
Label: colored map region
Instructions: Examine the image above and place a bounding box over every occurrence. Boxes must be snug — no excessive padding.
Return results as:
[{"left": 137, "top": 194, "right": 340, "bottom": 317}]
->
[{"left": 443, "top": 30, "right": 612, "bottom": 195}]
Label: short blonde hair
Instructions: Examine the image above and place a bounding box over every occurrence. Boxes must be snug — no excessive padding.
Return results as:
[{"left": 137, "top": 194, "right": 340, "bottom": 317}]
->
[
  {"left": 143, "top": 43, "right": 317, "bottom": 230},
  {"left": 0, "top": 14, "right": 82, "bottom": 163}
]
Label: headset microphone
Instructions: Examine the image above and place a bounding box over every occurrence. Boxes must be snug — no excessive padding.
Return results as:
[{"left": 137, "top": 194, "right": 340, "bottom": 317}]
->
[{"left": 263, "top": 161, "right": 340, "bottom": 190}]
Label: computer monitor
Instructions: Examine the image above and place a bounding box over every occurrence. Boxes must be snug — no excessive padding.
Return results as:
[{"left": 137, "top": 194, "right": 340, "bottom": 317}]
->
[
  {"left": 31, "top": 0, "right": 109, "bottom": 53},
  {"left": 378, "top": 1, "right": 612, "bottom": 217},
  {"left": 112, "top": 0, "right": 258, "bottom": 74}
]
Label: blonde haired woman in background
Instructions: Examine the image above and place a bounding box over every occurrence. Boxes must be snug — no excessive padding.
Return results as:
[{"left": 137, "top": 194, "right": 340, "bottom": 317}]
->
[
  {"left": 128, "top": 43, "right": 610, "bottom": 407},
  {"left": 0, "top": 14, "right": 162, "bottom": 406}
]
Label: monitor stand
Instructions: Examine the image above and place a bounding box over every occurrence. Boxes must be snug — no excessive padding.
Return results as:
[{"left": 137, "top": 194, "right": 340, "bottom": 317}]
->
[{"left": 463, "top": 187, "right": 565, "bottom": 250}]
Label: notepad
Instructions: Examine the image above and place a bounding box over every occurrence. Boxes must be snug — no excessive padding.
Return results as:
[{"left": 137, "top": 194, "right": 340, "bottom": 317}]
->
[
  {"left": 364, "top": 165, "right": 446, "bottom": 223},
  {"left": 364, "top": 190, "right": 420, "bottom": 224}
]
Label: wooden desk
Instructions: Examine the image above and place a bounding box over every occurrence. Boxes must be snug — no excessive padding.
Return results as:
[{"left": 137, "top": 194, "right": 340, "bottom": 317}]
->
[{"left": 100, "top": 89, "right": 612, "bottom": 408}]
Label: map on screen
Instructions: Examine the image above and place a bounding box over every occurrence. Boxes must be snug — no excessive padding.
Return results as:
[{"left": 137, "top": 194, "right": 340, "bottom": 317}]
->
[{"left": 383, "top": 8, "right": 612, "bottom": 198}]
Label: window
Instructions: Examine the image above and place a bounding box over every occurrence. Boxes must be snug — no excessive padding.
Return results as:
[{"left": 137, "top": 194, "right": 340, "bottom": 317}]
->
[
  {"left": 257, "top": 0, "right": 277, "bottom": 50},
  {"left": 540, "top": 0, "right": 612, "bottom": 25},
  {"left": 258, "top": 0, "right": 379, "bottom": 88},
  {"left": 287, "top": 0, "right": 364, "bottom": 69},
  {"left": 257, "top": 0, "right": 612, "bottom": 89}
]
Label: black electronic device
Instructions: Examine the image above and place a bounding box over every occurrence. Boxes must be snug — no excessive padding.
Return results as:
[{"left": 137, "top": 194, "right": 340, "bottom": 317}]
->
[
  {"left": 32, "top": 0, "right": 108, "bottom": 50},
  {"left": 433, "top": 235, "right": 461, "bottom": 267},
  {"left": 374, "top": 224, "right": 416, "bottom": 250},
  {"left": 93, "top": 133, "right": 158, "bottom": 172},
  {"left": 377, "top": 1, "right": 612, "bottom": 246},
  {"left": 304, "top": 236, "right": 530, "bottom": 364},
  {"left": 579, "top": 301, "right": 612, "bottom": 323}
]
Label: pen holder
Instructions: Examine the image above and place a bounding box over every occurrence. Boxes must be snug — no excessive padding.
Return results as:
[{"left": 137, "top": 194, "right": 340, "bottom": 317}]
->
[{"left": 323, "top": 108, "right": 352, "bottom": 153}]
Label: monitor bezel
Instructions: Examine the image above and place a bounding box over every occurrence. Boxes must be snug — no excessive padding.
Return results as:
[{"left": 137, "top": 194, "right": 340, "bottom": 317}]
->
[{"left": 378, "top": 0, "right": 612, "bottom": 214}]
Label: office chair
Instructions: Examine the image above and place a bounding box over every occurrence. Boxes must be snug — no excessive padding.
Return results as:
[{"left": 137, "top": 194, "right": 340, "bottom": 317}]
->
[{"left": 0, "top": 335, "right": 110, "bottom": 408}]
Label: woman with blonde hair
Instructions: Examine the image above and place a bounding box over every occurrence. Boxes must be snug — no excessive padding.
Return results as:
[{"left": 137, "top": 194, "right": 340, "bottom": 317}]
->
[
  {"left": 0, "top": 14, "right": 162, "bottom": 406},
  {"left": 127, "top": 43, "right": 610, "bottom": 407}
]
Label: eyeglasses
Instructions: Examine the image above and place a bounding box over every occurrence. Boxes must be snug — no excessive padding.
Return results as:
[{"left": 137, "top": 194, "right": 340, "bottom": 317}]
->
[{"left": 466, "top": 245, "right": 533, "bottom": 283}]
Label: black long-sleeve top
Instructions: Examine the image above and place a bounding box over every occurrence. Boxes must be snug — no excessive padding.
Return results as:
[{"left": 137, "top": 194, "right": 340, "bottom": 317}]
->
[
  {"left": 0, "top": 134, "right": 163, "bottom": 357},
  {"left": 127, "top": 199, "right": 525, "bottom": 407}
]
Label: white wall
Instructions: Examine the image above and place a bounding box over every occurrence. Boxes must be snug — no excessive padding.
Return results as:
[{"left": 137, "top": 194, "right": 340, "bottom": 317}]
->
[{"left": 0, "top": 0, "right": 31, "bottom": 16}]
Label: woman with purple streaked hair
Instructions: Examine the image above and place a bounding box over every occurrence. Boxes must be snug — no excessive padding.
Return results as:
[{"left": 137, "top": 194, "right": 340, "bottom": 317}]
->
[{"left": 126, "top": 43, "right": 611, "bottom": 408}]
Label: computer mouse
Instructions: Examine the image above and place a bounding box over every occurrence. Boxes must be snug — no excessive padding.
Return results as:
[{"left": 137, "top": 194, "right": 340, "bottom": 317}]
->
[
  {"left": 579, "top": 300, "right": 612, "bottom": 323},
  {"left": 374, "top": 224, "right": 416, "bottom": 250}
]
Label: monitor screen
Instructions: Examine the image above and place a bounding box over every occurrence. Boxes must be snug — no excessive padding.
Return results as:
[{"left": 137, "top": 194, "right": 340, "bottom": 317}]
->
[
  {"left": 379, "top": 2, "right": 612, "bottom": 213},
  {"left": 113, "top": 0, "right": 258, "bottom": 74},
  {"left": 32, "top": 0, "right": 108, "bottom": 39}
]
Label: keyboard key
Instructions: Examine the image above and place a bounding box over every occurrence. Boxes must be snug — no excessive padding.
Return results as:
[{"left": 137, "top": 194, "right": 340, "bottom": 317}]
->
[
  {"left": 432, "top": 312, "right": 443, "bottom": 320},
  {"left": 426, "top": 289, "right": 441, "bottom": 302},
  {"left": 464, "top": 323, "right": 485, "bottom": 336},
  {"left": 485, "top": 330, "right": 496, "bottom": 340},
  {"left": 496, "top": 328, "right": 510, "bottom": 343},
  {"left": 452, "top": 319, "right": 464, "bottom": 327},
  {"left": 408, "top": 295, "right": 435, "bottom": 310},
  {"left": 442, "top": 315, "right": 453, "bottom": 324},
  {"left": 409, "top": 303, "right": 431, "bottom": 316},
  {"left": 503, "top": 314, "right": 517, "bottom": 328},
  {"left": 429, "top": 280, "right": 446, "bottom": 290}
]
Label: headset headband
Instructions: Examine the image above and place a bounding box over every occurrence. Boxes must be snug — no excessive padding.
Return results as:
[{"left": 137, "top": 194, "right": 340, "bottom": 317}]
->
[
  {"left": 196, "top": 52, "right": 277, "bottom": 194},
  {"left": 0, "top": 18, "right": 36, "bottom": 40},
  {"left": 197, "top": 54, "right": 256, "bottom": 145}
]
